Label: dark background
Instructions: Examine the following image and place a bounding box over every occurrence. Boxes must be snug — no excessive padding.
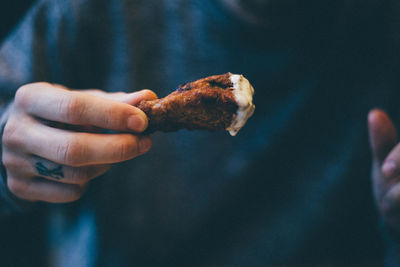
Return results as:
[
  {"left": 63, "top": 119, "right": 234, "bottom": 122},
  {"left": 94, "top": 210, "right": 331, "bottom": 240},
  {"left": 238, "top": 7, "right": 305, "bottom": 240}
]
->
[{"left": 0, "top": 1, "right": 34, "bottom": 42}]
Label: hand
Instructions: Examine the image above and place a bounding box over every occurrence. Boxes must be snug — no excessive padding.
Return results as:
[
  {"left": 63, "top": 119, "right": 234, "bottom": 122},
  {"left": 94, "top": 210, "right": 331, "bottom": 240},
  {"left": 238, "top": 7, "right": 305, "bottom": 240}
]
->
[
  {"left": 368, "top": 109, "right": 400, "bottom": 232},
  {"left": 1, "top": 83, "right": 157, "bottom": 203}
]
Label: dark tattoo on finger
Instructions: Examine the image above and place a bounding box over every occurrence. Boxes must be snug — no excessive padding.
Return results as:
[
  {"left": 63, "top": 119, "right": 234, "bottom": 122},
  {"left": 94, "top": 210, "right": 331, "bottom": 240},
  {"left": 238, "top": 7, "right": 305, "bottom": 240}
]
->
[{"left": 35, "top": 162, "right": 64, "bottom": 179}]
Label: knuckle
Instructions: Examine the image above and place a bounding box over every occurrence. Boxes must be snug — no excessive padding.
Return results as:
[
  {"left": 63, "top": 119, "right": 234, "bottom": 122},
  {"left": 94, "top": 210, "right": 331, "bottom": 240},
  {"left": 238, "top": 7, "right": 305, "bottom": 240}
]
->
[
  {"left": 105, "top": 103, "right": 131, "bottom": 129},
  {"left": 7, "top": 177, "right": 28, "bottom": 197},
  {"left": 56, "top": 138, "right": 85, "bottom": 166},
  {"left": 2, "top": 120, "right": 19, "bottom": 148},
  {"left": 14, "top": 83, "right": 51, "bottom": 109},
  {"left": 14, "top": 85, "right": 31, "bottom": 109},
  {"left": 101, "top": 107, "right": 115, "bottom": 127},
  {"left": 116, "top": 137, "right": 139, "bottom": 161},
  {"left": 2, "top": 153, "right": 18, "bottom": 171},
  {"left": 59, "top": 93, "right": 85, "bottom": 123}
]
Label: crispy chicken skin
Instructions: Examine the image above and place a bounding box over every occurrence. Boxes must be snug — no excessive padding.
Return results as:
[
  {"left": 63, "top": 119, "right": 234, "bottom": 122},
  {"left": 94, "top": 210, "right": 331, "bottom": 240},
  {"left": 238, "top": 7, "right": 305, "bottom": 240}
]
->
[{"left": 136, "top": 73, "right": 253, "bottom": 134}]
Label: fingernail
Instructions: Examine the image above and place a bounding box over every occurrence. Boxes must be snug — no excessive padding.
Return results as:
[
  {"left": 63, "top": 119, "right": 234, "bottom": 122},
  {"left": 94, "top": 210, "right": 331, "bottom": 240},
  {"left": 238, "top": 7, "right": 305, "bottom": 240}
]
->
[
  {"left": 139, "top": 136, "right": 152, "bottom": 153},
  {"left": 382, "top": 161, "right": 396, "bottom": 177},
  {"left": 127, "top": 115, "right": 147, "bottom": 132}
]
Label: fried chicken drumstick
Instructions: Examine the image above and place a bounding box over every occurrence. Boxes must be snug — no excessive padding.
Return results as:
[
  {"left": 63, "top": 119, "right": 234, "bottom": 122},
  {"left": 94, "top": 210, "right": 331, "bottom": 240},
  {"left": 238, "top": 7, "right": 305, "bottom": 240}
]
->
[{"left": 136, "top": 73, "right": 255, "bottom": 136}]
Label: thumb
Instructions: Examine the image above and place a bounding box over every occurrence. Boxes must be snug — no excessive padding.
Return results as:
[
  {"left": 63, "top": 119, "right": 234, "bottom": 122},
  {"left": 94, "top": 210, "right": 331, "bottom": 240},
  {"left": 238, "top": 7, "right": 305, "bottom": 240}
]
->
[{"left": 368, "top": 109, "right": 398, "bottom": 164}]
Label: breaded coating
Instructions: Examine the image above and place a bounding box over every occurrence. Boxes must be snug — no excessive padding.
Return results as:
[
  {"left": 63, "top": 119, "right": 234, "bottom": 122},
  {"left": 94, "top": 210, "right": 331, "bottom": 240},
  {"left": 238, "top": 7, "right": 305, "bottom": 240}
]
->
[{"left": 136, "top": 73, "right": 239, "bottom": 133}]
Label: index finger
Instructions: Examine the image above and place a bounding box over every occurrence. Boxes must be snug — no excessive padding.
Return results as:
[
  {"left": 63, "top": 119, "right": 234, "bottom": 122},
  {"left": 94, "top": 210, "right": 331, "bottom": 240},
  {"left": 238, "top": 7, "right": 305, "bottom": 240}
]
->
[{"left": 15, "top": 83, "right": 148, "bottom": 132}]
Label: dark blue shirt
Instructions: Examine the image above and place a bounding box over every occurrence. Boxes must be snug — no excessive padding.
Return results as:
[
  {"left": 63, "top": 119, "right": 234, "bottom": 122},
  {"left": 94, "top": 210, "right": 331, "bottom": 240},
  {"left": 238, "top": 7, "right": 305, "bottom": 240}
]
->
[{"left": 1, "top": 0, "right": 400, "bottom": 266}]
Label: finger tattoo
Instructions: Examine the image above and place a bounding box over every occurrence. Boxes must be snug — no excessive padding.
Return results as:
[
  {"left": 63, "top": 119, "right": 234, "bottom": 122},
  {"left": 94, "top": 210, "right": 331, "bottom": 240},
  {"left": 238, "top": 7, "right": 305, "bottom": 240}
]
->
[{"left": 35, "top": 161, "right": 64, "bottom": 179}]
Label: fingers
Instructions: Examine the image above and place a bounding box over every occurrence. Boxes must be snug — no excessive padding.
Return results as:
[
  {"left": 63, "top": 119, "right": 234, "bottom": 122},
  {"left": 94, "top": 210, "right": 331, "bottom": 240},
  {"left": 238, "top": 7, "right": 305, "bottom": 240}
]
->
[
  {"left": 14, "top": 83, "right": 149, "bottom": 132},
  {"left": 4, "top": 115, "right": 152, "bottom": 166},
  {"left": 381, "top": 144, "right": 400, "bottom": 181},
  {"left": 3, "top": 146, "right": 111, "bottom": 203},
  {"left": 3, "top": 151, "right": 110, "bottom": 185},
  {"left": 367, "top": 109, "right": 400, "bottom": 233},
  {"left": 368, "top": 109, "right": 398, "bottom": 164},
  {"left": 3, "top": 149, "right": 110, "bottom": 203},
  {"left": 2, "top": 83, "right": 157, "bottom": 203},
  {"left": 7, "top": 176, "right": 87, "bottom": 203}
]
